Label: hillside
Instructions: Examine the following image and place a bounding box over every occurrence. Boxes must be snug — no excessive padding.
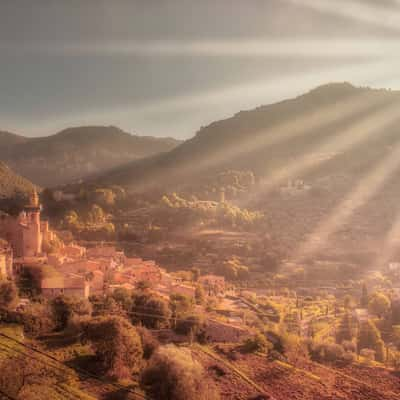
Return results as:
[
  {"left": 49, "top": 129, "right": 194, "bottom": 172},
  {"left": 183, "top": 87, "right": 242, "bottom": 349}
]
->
[
  {"left": 0, "top": 161, "right": 35, "bottom": 213},
  {"left": 97, "top": 83, "right": 400, "bottom": 263},
  {"left": 99, "top": 83, "right": 400, "bottom": 188},
  {"left": 0, "top": 126, "right": 182, "bottom": 187}
]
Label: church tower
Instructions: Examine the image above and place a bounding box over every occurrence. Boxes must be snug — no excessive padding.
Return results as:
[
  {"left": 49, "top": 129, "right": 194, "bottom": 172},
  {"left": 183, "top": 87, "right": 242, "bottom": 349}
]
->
[{"left": 22, "top": 189, "right": 42, "bottom": 257}]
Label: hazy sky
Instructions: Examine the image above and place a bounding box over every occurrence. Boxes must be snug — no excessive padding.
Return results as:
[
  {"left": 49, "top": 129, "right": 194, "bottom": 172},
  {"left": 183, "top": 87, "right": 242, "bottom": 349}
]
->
[{"left": 1, "top": 0, "right": 400, "bottom": 139}]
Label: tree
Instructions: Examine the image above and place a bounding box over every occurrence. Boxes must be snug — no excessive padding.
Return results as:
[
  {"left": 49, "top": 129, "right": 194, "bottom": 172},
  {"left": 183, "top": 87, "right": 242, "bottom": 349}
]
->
[
  {"left": 357, "top": 320, "right": 385, "bottom": 362},
  {"left": 21, "top": 301, "right": 56, "bottom": 338},
  {"left": 217, "top": 258, "right": 249, "bottom": 281},
  {"left": 343, "top": 295, "right": 354, "bottom": 310},
  {"left": 194, "top": 285, "right": 205, "bottom": 305},
  {"left": 51, "top": 295, "right": 92, "bottom": 331},
  {"left": 242, "top": 333, "right": 272, "bottom": 354},
  {"left": 140, "top": 345, "right": 220, "bottom": 400},
  {"left": 63, "top": 210, "right": 81, "bottom": 230},
  {"left": 368, "top": 292, "right": 390, "bottom": 318},
  {"left": 336, "top": 312, "right": 354, "bottom": 344},
  {"left": 82, "top": 316, "right": 143, "bottom": 379},
  {"left": 132, "top": 293, "right": 171, "bottom": 329},
  {"left": 136, "top": 325, "right": 160, "bottom": 359},
  {"left": 170, "top": 293, "right": 193, "bottom": 319},
  {"left": 191, "top": 268, "right": 200, "bottom": 282},
  {"left": 360, "top": 283, "right": 369, "bottom": 307},
  {"left": 174, "top": 314, "right": 205, "bottom": 339},
  {"left": 0, "top": 280, "right": 18, "bottom": 309},
  {"left": 87, "top": 204, "right": 106, "bottom": 224},
  {"left": 392, "top": 299, "right": 400, "bottom": 325}
]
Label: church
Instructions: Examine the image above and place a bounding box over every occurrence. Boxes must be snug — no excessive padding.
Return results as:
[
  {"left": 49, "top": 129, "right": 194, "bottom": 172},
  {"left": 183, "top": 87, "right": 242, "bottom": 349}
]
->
[{"left": 0, "top": 189, "right": 53, "bottom": 258}]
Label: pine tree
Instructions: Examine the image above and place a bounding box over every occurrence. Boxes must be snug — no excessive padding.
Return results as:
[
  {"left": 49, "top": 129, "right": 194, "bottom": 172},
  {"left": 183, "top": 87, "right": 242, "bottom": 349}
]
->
[
  {"left": 361, "top": 283, "right": 369, "bottom": 308},
  {"left": 357, "top": 320, "right": 385, "bottom": 362},
  {"left": 336, "top": 312, "right": 353, "bottom": 344}
]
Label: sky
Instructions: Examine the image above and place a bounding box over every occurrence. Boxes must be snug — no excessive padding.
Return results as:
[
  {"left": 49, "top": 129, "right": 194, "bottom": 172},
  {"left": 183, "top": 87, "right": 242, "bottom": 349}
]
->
[{"left": 1, "top": 0, "right": 400, "bottom": 139}]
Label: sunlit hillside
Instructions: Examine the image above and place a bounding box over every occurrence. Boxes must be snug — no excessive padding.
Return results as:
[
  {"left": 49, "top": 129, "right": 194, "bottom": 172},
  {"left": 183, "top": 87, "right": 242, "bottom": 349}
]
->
[{"left": 0, "top": 126, "right": 182, "bottom": 187}]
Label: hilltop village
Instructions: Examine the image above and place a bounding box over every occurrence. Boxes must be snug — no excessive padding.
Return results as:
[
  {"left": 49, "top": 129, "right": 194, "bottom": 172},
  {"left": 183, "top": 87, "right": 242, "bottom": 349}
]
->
[
  {"left": 1, "top": 190, "right": 216, "bottom": 295},
  {"left": 0, "top": 190, "right": 259, "bottom": 343}
]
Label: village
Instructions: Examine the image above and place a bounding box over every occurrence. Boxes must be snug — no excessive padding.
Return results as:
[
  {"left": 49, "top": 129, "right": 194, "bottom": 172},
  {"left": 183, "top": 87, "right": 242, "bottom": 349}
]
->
[
  {"left": 1, "top": 189, "right": 400, "bottom": 400},
  {"left": 0, "top": 190, "right": 264, "bottom": 343}
]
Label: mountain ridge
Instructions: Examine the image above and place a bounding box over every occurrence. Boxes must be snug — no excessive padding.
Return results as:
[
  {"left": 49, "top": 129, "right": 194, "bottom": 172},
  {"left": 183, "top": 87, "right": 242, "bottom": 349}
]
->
[
  {"left": 96, "top": 82, "right": 400, "bottom": 190},
  {"left": 0, "top": 125, "right": 182, "bottom": 187}
]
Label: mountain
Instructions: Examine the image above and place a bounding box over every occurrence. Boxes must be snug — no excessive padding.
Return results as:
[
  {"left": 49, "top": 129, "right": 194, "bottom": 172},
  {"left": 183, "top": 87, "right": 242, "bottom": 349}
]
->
[
  {"left": 98, "top": 82, "right": 400, "bottom": 190},
  {"left": 0, "top": 126, "right": 182, "bottom": 187},
  {"left": 0, "top": 161, "right": 36, "bottom": 213},
  {"left": 97, "top": 83, "right": 400, "bottom": 262}
]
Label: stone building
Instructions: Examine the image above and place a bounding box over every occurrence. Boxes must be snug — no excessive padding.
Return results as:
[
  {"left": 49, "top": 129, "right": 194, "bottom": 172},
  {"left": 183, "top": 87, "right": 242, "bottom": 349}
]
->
[
  {"left": 0, "top": 239, "right": 13, "bottom": 279},
  {"left": 0, "top": 190, "right": 53, "bottom": 258}
]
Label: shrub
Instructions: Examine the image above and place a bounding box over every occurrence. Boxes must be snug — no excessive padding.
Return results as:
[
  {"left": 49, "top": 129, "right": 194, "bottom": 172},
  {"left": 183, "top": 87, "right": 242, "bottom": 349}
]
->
[
  {"left": 308, "top": 340, "right": 345, "bottom": 363},
  {"left": 368, "top": 293, "right": 390, "bottom": 318},
  {"left": 82, "top": 316, "right": 143, "bottom": 379},
  {"left": 140, "top": 345, "right": 220, "bottom": 400},
  {"left": 357, "top": 320, "right": 385, "bottom": 362},
  {"left": 0, "top": 280, "right": 18, "bottom": 309},
  {"left": 342, "top": 340, "right": 356, "bottom": 353},
  {"left": 241, "top": 333, "right": 272, "bottom": 354},
  {"left": 21, "top": 302, "right": 55, "bottom": 338},
  {"left": 132, "top": 293, "right": 171, "bottom": 329},
  {"left": 336, "top": 313, "right": 354, "bottom": 344},
  {"left": 174, "top": 314, "right": 205, "bottom": 337},
  {"left": 51, "top": 295, "right": 92, "bottom": 331},
  {"left": 136, "top": 325, "right": 160, "bottom": 359}
]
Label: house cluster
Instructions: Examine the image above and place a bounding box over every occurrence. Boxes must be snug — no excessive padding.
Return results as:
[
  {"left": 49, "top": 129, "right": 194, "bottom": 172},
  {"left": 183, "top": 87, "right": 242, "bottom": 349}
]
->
[{"left": 0, "top": 190, "right": 227, "bottom": 303}]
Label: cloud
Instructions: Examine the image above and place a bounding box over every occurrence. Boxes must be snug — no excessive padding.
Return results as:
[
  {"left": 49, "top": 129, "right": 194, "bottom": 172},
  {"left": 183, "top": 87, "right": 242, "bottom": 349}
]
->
[
  {"left": 289, "top": 0, "right": 400, "bottom": 33},
  {"left": 1, "top": 37, "right": 400, "bottom": 59}
]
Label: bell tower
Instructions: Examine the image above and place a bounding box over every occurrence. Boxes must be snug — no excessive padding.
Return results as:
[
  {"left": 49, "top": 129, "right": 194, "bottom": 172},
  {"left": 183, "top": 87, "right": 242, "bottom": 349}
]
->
[{"left": 22, "top": 188, "right": 42, "bottom": 257}]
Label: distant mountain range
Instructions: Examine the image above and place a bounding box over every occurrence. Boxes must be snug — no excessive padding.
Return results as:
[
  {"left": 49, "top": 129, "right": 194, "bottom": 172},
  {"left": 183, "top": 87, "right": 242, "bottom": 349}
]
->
[
  {"left": 97, "top": 82, "right": 400, "bottom": 190},
  {"left": 95, "top": 82, "right": 400, "bottom": 261},
  {"left": 0, "top": 126, "right": 182, "bottom": 187}
]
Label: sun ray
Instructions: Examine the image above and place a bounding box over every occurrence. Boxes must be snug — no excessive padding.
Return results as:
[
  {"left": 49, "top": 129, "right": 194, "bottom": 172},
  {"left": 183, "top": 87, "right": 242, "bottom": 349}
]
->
[
  {"left": 243, "top": 97, "right": 400, "bottom": 206},
  {"left": 374, "top": 210, "right": 400, "bottom": 268},
  {"left": 293, "top": 141, "right": 400, "bottom": 261},
  {"left": 289, "top": 0, "right": 400, "bottom": 32}
]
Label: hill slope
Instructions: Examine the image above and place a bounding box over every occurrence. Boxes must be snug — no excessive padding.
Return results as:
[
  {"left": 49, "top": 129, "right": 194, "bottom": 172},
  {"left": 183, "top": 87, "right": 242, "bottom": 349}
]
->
[
  {"left": 99, "top": 83, "right": 400, "bottom": 190},
  {"left": 97, "top": 83, "right": 400, "bottom": 263},
  {"left": 0, "top": 161, "right": 36, "bottom": 213},
  {"left": 0, "top": 126, "right": 182, "bottom": 187}
]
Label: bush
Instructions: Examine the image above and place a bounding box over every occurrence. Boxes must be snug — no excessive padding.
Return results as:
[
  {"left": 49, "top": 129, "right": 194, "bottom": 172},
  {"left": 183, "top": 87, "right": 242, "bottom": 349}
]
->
[
  {"left": 342, "top": 340, "right": 356, "bottom": 353},
  {"left": 308, "top": 340, "right": 345, "bottom": 363},
  {"left": 82, "top": 316, "right": 143, "bottom": 379},
  {"left": 0, "top": 280, "right": 18, "bottom": 309},
  {"left": 174, "top": 314, "right": 205, "bottom": 338},
  {"left": 357, "top": 320, "right": 385, "bottom": 362},
  {"left": 51, "top": 295, "right": 92, "bottom": 331},
  {"left": 140, "top": 345, "right": 220, "bottom": 400},
  {"left": 21, "top": 302, "right": 55, "bottom": 338},
  {"left": 136, "top": 326, "right": 160, "bottom": 359},
  {"left": 241, "top": 333, "right": 272, "bottom": 354},
  {"left": 132, "top": 293, "right": 171, "bottom": 329},
  {"left": 368, "top": 292, "right": 390, "bottom": 318}
]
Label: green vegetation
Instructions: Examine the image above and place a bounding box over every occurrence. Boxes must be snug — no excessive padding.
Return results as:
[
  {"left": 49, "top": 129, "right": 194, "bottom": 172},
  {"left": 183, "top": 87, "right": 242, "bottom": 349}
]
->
[
  {"left": 140, "top": 345, "right": 220, "bottom": 400},
  {"left": 357, "top": 320, "right": 385, "bottom": 362},
  {"left": 0, "top": 280, "right": 18, "bottom": 309},
  {"left": 82, "top": 316, "right": 143, "bottom": 379},
  {"left": 51, "top": 295, "right": 92, "bottom": 331},
  {"left": 0, "top": 161, "right": 35, "bottom": 214},
  {"left": 161, "top": 192, "right": 264, "bottom": 230},
  {"left": 368, "top": 292, "right": 390, "bottom": 318},
  {"left": 0, "top": 126, "right": 181, "bottom": 187}
]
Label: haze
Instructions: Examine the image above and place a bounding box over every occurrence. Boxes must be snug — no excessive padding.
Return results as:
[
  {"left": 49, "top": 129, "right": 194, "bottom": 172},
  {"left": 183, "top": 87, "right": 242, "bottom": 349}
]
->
[{"left": 1, "top": 0, "right": 400, "bottom": 139}]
